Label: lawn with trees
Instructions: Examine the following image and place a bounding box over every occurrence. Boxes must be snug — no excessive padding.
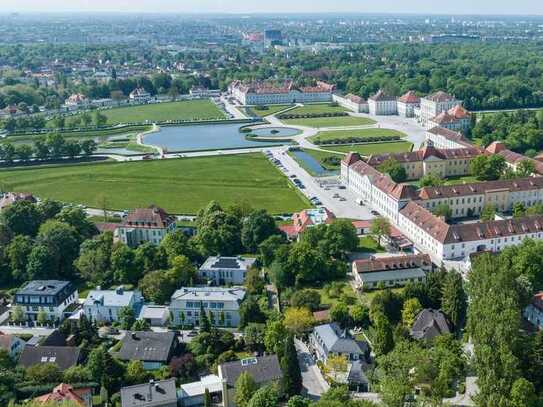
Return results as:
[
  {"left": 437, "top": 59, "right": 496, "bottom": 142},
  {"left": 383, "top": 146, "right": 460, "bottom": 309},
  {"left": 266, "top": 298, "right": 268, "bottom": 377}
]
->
[
  {"left": 281, "top": 115, "right": 375, "bottom": 128},
  {"left": 0, "top": 154, "right": 309, "bottom": 214}
]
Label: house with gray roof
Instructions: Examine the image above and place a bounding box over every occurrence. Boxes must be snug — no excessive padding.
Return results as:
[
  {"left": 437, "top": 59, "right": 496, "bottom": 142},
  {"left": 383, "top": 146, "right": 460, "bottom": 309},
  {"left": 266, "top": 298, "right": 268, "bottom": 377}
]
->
[
  {"left": 19, "top": 346, "right": 81, "bottom": 370},
  {"left": 121, "top": 378, "right": 177, "bottom": 407},
  {"left": 310, "top": 323, "right": 370, "bottom": 390},
  {"left": 410, "top": 309, "right": 451, "bottom": 340},
  {"left": 115, "top": 331, "right": 177, "bottom": 370},
  {"left": 169, "top": 287, "right": 246, "bottom": 328},
  {"left": 83, "top": 286, "right": 143, "bottom": 323},
  {"left": 218, "top": 355, "right": 283, "bottom": 407},
  {"left": 198, "top": 256, "right": 256, "bottom": 285}
]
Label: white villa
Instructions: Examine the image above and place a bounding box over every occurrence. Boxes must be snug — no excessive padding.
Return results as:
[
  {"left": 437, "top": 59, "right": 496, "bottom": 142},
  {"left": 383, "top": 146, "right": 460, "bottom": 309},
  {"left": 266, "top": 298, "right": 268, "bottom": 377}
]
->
[
  {"left": 116, "top": 206, "right": 176, "bottom": 248},
  {"left": 198, "top": 256, "right": 256, "bottom": 285},
  {"left": 83, "top": 286, "right": 144, "bottom": 323},
  {"left": 419, "top": 91, "right": 462, "bottom": 128}
]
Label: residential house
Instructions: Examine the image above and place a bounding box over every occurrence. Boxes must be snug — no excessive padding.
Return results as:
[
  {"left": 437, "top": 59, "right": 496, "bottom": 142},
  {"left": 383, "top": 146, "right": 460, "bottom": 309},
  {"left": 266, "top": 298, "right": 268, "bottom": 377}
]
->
[
  {"left": 0, "top": 192, "right": 36, "bottom": 211},
  {"left": 279, "top": 207, "right": 336, "bottom": 240},
  {"left": 83, "top": 286, "right": 144, "bottom": 323},
  {"left": 121, "top": 379, "right": 177, "bottom": 407},
  {"left": 12, "top": 280, "right": 78, "bottom": 323},
  {"left": 34, "top": 383, "right": 93, "bottom": 407},
  {"left": 116, "top": 205, "right": 176, "bottom": 248},
  {"left": 115, "top": 331, "right": 176, "bottom": 370},
  {"left": 397, "top": 91, "right": 420, "bottom": 118},
  {"left": 129, "top": 88, "right": 151, "bottom": 102},
  {"left": 309, "top": 323, "right": 370, "bottom": 391},
  {"left": 524, "top": 292, "right": 543, "bottom": 330},
  {"left": 368, "top": 89, "right": 397, "bottom": 116},
  {"left": 198, "top": 256, "right": 256, "bottom": 285},
  {"left": 428, "top": 105, "right": 471, "bottom": 134},
  {"left": 0, "top": 332, "right": 25, "bottom": 358},
  {"left": 138, "top": 305, "right": 170, "bottom": 327},
  {"left": 352, "top": 254, "right": 431, "bottom": 290},
  {"left": 410, "top": 309, "right": 451, "bottom": 340},
  {"left": 19, "top": 346, "right": 81, "bottom": 370},
  {"left": 169, "top": 287, "right": 246, "bottom": 328},
  {"left": 179, "top": 375, "right": 223, "bottom": 407},
  {"left": 64, "top": 94, "right": 90, "bottom": 110},
  {"left": 218, "top": 356, "right": 283, "bottom": 407}
]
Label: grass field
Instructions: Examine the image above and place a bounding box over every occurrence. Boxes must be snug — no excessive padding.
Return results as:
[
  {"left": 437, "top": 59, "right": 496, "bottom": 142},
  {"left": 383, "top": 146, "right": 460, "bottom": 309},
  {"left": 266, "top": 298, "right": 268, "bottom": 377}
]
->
[
  {"left": 0, "top": 154, "right": 310, "bottom": 214},
  {"left": 55, "top": 100, "right": 226, "bottom": 127},
  {"left": 322, "top": 141, "right": 413, "bottom": 156},
  {"left": 283, "top": 115, "right": 376, "bottom": 128},
  {"left": 250, "top": 105, "right": 294, "bottom": 116},
  {"left": 309, "top": 128, "right": 406, "bottom": 144},
  {"left": 286, "top": 103, "right": 348, "bottom": 115}
]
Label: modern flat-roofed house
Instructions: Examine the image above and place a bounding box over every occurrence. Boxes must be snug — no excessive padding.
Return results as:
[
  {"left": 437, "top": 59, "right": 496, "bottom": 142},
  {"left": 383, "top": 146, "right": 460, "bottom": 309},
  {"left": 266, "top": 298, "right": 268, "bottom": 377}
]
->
[
  {"left": 169, "top": 287, "right": 246, "bottom": 328},
  {"left": 13, "top": 280, "right": 78, "bottom": 323},
  {"left": 138, "top": 305, "right": 170, "bottom": 327},
  {"left": 410, "top": 309, "right": 451, "bottom": 340},
  {"left": 179, "top": 375, "right": 223, "bottom": 407},
  {"left": 524, "top": 292, "right": 543, "bottom": 330},
  {"left": 83, "top": 286, "right": 143, "bottom": 323},
  {"left": 198, "top": 256, "right": 256, "bottom": 285},
  {"left": 309, "top": 323, "right": 370, "bottom": 391},
  {"left": 368, "top": 89, "right": 397, "bottom": 116},
  {"left": 115, "top": 331, "right": 177, "bottom": 370},
  {"left": 19, "top": 346, "right": 81, "bottom": 370},
  {"left": 121, "top": 379, "right": 177, "bottom": 407},
  {"left": 116, "top": 205, "right": 176, "bottom": 248},
  {"left": 218, "top": 356, "right": 283, "bottom": 407},
  {"left": 352, "top": 254, "right": 432, "bottom": 291}
]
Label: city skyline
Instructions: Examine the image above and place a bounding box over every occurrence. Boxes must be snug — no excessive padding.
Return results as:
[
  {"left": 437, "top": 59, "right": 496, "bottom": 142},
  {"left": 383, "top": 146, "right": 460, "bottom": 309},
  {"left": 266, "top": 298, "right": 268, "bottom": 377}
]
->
[{"left": 5, "top": 0, "right": 543, "bottom": 15}]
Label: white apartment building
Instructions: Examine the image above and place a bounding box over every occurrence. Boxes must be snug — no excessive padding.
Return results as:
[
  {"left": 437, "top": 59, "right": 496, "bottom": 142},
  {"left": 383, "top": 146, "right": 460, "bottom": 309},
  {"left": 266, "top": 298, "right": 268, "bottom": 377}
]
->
[
  {"left": 419, "top": 91, "right": 461, "bottom": 127},
  {"left": 116, "top": 206, "right": 176, "bottom": 248},
  {"left": 169, "top": 287, "right": 246, "bottom": 328},
  {"left": 428, "top": 105, "right": 471, "bottom": 134},
  {"left": 198, "top": 256, "right": 256, "bottom": 285},
  {"left": 368, "top": 89, "right": 397, "bottom": 115},
  {"left": 83, "top": 286, "right": 144, "bottom": 323},
  {"left": 425, "top": 127, "right": 473, "bottom": 150}
]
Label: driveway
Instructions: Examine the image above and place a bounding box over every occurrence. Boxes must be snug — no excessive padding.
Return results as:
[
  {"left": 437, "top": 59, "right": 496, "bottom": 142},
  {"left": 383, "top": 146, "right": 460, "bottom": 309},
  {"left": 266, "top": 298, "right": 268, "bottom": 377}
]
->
[{"left": 295, "top": 338, "right": 329, "bottom": 399}]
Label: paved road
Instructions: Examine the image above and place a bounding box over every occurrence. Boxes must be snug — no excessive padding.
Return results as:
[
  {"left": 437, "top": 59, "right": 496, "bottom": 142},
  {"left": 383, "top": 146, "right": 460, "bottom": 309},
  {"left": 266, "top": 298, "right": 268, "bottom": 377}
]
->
[
  {"left": 295, "top": 338, "right": 329, "bottom": 399},
  {"left": 270, "top": 148, "right": 374, "bottom": 220}
]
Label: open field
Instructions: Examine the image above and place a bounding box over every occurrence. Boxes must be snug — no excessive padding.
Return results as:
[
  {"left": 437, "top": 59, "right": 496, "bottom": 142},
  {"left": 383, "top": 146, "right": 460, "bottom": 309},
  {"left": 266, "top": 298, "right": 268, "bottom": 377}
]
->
[
  {"left": 282, "top": 115, "right": 376, "bottom": 128},
  {"left": 286, "top": 103, "right": 348, "bottom": 115},
  {"left": 322, "top": 141, "right": 413, "bottom": 156},
  {"left": 0, "top": 154, "right": 310, "bottom": 214},
  {"left": 309, "top": 128, "right": 406, "bottom": 144},
  {"left": 54, "top": 100, "right": 226, "bottom": 127},
  {"left": 249, "top": 104, "right": 294, "bottom": 116}
]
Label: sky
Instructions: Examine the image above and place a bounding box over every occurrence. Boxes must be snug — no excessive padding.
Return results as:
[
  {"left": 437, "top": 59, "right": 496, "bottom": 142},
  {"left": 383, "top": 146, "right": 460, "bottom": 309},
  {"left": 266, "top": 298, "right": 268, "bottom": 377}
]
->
[{"left": 4, "top": 0, "right": 543, "bottom": 15}]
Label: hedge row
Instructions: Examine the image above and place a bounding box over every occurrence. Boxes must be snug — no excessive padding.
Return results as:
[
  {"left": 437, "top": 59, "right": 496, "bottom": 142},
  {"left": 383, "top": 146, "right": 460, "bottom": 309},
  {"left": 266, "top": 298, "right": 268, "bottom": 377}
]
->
[
  {"left": 277, "top": 112, "right": 348, "bottom": 119},
  {"left": 313, "top": 135, "right": 401, "bottom": 145}
]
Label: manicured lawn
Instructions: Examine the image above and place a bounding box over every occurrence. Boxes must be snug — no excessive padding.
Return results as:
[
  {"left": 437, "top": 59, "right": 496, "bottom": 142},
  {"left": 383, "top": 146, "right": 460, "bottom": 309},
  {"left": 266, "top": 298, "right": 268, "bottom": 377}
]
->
[
  {"left": 0, "top": 154, "right": 310, "bottom": 214},
  {"left": 250, "top": 104, "right": 294, "bottom": 116},
  {"left": 286, "top": 103, "right": 348, "bottom": 115},
  {"left": 309, "top": 128, "right": 406, "bottom": 144},
  {"left": 358, "top": 236, "right": 384, "bottom": 253},
  {"left": 282, "top": 115, "right": 376, "bottom": 128},
  {"left": 316, "top": 280, "right": 357, "bottom": 308},
  {"left": 322, "top": 141, "right": 413, "bottom": 156},
  {"left": 58, "top": 100, "right": 226, "bottom": 126},
  {"left": 443, "top": 175, "right": 480, "bottom": 185},
  {"left": 358, "top": 287, "right": 404, "bottom": 307}
]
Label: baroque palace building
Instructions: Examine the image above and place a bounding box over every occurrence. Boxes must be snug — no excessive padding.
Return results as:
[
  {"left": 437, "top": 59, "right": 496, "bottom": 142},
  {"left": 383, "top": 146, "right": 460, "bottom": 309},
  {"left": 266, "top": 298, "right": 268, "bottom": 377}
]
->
[{"left": 341, "top": 129, "right": 543, "bottom": 265}]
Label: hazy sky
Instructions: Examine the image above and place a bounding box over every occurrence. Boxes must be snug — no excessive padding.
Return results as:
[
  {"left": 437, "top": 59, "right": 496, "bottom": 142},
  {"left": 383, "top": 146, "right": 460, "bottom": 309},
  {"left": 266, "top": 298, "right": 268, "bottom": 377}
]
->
[{"left": 5, "top": 0, "right": 543, "bottom": 15}]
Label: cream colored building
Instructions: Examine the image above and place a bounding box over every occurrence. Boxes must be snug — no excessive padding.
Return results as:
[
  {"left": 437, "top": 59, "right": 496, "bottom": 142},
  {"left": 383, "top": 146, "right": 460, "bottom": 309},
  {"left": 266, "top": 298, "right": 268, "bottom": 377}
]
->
[{"left": 419, "top": 91, "right": 461, "bottom": 127}]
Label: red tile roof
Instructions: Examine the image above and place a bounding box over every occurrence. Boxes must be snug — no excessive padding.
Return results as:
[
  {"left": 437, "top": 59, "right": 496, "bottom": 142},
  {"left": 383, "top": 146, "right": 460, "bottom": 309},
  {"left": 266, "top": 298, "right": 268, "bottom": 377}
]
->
[
  {"left": 353, "top": 254, "right": 432, "bottom": 273},
  {"left": 425, "top": 91, "right": 457, "bottom": 102},
  {"left": 121, "top": 205, "right": 175, "bottom": 229},
  {"left": 448, "top": 104, "right": 470, "bottom": 119},
  {"left": 369, "top": 89, "right": 396, "bottom": 102},
  {"left": 398, "top": 90, "right": 420, "bottom": 104},
  {"left": 34, "top": 383, "right": 90, "bottom": 406}
]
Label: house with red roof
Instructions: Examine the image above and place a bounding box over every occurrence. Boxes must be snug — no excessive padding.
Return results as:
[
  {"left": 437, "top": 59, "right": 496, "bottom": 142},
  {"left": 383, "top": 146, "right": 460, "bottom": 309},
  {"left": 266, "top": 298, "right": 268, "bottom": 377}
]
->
[
  {"left": 116, "top": 205, "right": 176, "bottom": 248},
  {"left": 429, "top": 104, "right": 471, "bottom": 133},
  {"left": 278, "top": 207, "right": 336, "bottom": 240},
  {"left": 397, "top": 90, "right": 420, "bottom": 118},
  {"left": 419, "top": 91, "right": 462, "bottom": 127},
  {"left": 34, "top": 383, "right": 92, "bottom": 406}
]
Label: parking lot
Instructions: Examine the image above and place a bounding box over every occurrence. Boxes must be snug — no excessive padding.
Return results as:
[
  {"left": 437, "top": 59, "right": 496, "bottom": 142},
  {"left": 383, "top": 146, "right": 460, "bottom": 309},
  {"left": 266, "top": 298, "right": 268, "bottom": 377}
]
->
[{"left": 265, "top": 147, "right": 374, "bottom": 220}]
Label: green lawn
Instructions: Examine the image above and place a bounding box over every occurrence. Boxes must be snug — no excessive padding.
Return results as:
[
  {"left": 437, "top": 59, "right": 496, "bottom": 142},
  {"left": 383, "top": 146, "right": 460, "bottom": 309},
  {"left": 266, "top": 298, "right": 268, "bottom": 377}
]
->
[
  {"left": 315, "top": 280, "right": 357, "bottom": 308},
  {"left": 358, "top": 236, "right": 384, "bottom": 253},
  {"left": 411, "top": 174, "right": 480, "bottom": 188},
  {"left": 322, "top": 141, "right": 413, "bottom": 156},
  {"left": 56, "top": 100, "right": 226, "bottom": 126},
  {"left": 286, "top": 103, "right": 348, "bottom": 115},
  {"left": 0, "top": 154, "right": 309, "bottom": 214},
  {"left": 309, "top": 128, "right": 406, "bottom": 144},
  {"left": 288, "top": 148, "right": 343, "bottom": 175},
  {"left": 282, "top": 115, "right": 376, "bottom": 128},
  {"left": 250, "top": 104, "right": 294, "bottom": 116}
]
